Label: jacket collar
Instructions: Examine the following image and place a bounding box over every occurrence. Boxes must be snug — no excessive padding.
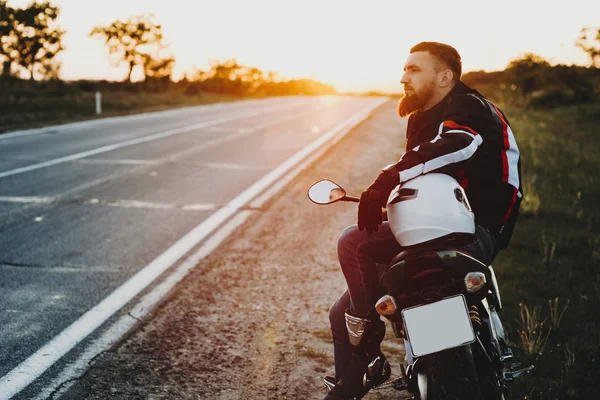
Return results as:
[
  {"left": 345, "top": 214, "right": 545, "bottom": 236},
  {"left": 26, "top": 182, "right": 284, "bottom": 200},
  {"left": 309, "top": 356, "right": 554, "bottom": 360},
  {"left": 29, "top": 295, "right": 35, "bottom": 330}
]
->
[{"left": 414, "top": 80, "right": 472, "bottom": 119}]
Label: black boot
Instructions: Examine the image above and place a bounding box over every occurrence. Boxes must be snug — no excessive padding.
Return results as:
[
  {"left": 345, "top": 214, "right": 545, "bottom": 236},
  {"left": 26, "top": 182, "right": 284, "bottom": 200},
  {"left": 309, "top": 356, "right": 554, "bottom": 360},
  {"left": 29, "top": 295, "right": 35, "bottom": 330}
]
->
[{"left": 323, "top": 312, "right": 391, "bottom": 400}]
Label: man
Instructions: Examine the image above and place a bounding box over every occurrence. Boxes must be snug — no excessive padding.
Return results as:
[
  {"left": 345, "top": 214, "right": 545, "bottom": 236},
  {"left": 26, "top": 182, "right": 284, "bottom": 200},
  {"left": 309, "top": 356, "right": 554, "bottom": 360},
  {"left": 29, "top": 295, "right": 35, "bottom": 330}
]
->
[{"left": 323, "top": 42, "right": 522, "bottom": 400}]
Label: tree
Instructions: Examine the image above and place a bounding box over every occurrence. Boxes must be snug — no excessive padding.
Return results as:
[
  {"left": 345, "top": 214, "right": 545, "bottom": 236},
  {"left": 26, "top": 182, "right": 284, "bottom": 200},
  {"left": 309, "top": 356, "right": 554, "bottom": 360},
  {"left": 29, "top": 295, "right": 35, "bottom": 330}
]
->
[
  {"left": 199, "top": 59, "right": 246, "bottom": 95},
  {"left": 209, "top": 58, "right": 243, "bottom": 80},
  {"left": 0, "top": 0, "right": 18, "bottom": 77},
  {"left": 186, "top": 67, "right": 208, "bottom": 82},
  {"left": 506, "top": 53, "right": 550, "bottom": 95},
  {"left": 142, "top": 44, "right": 175, "bottom": 91},
  {"left": 142, "top": 43, "right": 175, "bottom": 80},
  {"left": 576, "top": 27, "right": 600, "bottom": 67},
  {"left": 12, "top": 1, "right": 64, "bottom": 80},
  {"left": 184, "top": 59, "right": 336, "bottom": 96},
  {"left": 90, "top": 14, "right": 171, "bottom": 83}
]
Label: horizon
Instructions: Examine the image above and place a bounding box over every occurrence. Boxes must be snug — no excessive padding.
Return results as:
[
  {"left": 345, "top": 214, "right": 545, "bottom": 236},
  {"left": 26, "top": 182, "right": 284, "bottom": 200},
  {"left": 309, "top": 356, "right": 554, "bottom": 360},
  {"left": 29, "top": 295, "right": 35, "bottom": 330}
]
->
[{"left": 5, "top": 0, "right": 599, "bottom": 93}]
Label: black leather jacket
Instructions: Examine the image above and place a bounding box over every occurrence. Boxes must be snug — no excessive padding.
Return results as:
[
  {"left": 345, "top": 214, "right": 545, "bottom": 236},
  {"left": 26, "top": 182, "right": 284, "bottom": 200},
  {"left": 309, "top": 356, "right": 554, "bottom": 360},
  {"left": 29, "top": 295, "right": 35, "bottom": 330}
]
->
[{"left": 393, "top": 81, "right": 523, "bottom": 249}]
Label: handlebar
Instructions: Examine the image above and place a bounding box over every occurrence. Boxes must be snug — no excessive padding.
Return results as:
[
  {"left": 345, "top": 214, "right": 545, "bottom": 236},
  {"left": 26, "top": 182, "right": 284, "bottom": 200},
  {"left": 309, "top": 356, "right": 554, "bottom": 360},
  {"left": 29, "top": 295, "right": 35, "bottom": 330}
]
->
[
  {"left": 342, "top": 195, "right": 360, "bottom": 203},
  {"left": 340, "top": 196, "right": 387, "bottom": 221}
]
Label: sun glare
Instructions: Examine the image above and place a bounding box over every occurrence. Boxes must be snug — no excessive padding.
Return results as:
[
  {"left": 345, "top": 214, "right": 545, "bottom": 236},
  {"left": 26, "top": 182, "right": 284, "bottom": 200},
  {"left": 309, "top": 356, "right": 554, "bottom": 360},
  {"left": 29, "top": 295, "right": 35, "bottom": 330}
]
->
[{"left": 6, "top": 0, "right": 600, "bottom": 93}]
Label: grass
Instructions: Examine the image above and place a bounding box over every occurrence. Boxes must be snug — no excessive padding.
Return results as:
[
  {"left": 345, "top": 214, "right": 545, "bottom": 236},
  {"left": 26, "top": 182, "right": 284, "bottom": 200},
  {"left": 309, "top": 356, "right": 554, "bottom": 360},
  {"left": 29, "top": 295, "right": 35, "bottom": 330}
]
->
[
  {"left": 295, "top": 343, "right": 332, "bottom": 364},
  {"left": 488, "top": 101, "right": 600, "bottom": 399},
  {"left": 312, "top": 328, "right": 333, "bottom": 342},
  {"left": 548, "top": 297, "right": 570, "bottom": 330},
  {"left": 517, "top": 302, "right": 551, "bottom": 356}
]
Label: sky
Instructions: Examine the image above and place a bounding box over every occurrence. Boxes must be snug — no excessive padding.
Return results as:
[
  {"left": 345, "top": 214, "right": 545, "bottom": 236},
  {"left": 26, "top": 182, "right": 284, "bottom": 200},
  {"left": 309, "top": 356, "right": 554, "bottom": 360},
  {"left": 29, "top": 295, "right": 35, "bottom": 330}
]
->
[{"left": 7, "top": 0, "right": 600, "bottom": 92}]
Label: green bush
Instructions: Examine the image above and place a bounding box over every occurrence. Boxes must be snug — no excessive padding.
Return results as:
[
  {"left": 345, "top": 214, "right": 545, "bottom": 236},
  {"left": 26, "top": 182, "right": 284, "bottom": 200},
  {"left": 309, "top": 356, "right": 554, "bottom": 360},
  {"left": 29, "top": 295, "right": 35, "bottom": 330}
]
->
[
  {"left": 78, "top": 80, "right": 98, "bottom": 92},
  {"left": 529, "top": 87, "right": 576, "bottom": 108},
  {"left": 463, "top": 59, "right": 600, "bottom": 108}
]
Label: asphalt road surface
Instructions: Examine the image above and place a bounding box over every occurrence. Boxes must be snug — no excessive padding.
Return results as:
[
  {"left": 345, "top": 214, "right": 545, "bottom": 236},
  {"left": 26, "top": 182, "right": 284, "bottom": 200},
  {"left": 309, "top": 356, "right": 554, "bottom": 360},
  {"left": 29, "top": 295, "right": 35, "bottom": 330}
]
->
[{"left": 0, "top": 95, "right": 385, "bottom": 398}]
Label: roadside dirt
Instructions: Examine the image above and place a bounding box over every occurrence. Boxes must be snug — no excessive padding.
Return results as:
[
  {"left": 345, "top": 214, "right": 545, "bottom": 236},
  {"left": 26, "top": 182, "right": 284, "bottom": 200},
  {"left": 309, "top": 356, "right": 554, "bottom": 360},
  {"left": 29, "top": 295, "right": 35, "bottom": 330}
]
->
[{"left": 61, "top": 99, "right": 412, "bottom": 400}]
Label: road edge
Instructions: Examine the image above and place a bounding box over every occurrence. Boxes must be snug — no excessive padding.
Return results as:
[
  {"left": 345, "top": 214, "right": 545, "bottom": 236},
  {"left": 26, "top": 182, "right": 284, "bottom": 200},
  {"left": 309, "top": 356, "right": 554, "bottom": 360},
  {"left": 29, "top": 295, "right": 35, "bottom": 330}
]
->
[{"left": 9, "top": 97, "right": 390, "bottom": 400}]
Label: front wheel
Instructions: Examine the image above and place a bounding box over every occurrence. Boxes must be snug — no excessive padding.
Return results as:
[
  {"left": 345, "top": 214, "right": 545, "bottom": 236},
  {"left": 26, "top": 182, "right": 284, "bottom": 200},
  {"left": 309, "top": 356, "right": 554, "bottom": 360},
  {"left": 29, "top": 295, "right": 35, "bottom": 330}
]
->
[{"left": 415, "top": 345, "right": 483, "bottom": 400}]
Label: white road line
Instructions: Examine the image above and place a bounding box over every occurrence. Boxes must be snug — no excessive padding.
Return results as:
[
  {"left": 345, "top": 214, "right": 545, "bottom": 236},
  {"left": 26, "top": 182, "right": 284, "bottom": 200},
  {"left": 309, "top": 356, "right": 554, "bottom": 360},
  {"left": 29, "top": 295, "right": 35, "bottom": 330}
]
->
[
  {"left": 204, "top": 126, "right": 241, "bottom": 133},
  {"left": 0, "top": 107, "right": 320, "bottom": 220},
  {"left": 181, "top": 204, "right": 220, "bottom": 211},
  {"left": 84, "top": 198, "right": 218, "bottom": 211},
  {"left": 74, "top": 159, "right": 160, "bottom": 165},
  {"left": 249, "top": 103, "right": 380, "bottom": 209},
  {"left": 0, "top": 101, "right": 236, "bottom": 140},
  {"left": 0, "top": 102, "right": 301, "bottom": 180},
  {"left": 0, "top": 196, "right": 56, "bottom": 204},
  {"left": 156, "top": 107, "right": 321, "bottom": 165},
  {"left": 34, "top": 97, "right": 389, "bottom": 400},
  {"left": 198, "top": 162, "right": 273, "bottom": 170},
  {"left": 0, "top": 96, "right": 297, "bottom": 141},
  {"left": 32, "top": 209, "right": 255, "bottom": 400},
  {"left": 0, "top": 98, "right": 387, "bottom": 399}
]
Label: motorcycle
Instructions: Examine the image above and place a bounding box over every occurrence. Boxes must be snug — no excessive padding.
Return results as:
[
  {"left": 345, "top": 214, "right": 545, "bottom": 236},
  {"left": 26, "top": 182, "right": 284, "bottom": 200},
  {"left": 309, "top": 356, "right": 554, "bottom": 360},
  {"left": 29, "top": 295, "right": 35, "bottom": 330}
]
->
[{"left": 307, "top": 176, "right": 534, "bottom": 400}]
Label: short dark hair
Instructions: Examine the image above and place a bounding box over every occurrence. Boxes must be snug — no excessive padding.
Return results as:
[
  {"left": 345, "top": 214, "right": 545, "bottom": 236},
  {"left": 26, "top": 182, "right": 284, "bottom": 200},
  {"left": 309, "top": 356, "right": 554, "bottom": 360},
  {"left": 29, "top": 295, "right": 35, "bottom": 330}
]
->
[{"left": 410, "top": 42, "right": 462, "bottom": 82}]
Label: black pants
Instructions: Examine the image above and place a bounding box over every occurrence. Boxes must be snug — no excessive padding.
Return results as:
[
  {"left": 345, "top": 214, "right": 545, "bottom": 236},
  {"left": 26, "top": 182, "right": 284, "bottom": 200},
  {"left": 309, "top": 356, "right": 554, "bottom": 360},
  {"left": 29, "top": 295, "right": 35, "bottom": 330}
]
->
[{"left": 329, "top": 223, "right": 497, "bottom": 380}]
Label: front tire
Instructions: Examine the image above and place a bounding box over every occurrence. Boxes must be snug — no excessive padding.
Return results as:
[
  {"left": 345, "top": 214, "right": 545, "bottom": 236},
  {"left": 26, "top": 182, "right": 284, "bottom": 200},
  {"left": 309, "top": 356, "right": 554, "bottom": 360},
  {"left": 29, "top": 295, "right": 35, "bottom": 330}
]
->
[{"left": 415, "top": 345, "right": 483, "bottom": 400}]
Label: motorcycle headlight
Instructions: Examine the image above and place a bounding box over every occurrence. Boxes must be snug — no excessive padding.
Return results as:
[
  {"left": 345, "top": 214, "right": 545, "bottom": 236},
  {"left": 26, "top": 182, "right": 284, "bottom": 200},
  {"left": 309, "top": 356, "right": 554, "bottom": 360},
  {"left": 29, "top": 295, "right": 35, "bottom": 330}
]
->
[{"left": 464, "top": 272, "right": 486, "bottom": 293}]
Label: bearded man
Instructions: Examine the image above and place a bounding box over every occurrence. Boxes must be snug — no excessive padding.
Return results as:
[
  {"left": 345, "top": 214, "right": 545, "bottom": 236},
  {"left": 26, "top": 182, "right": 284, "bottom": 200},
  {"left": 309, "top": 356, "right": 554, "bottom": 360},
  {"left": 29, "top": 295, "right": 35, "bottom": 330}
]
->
[{"left": 323, "top": 41, "right": 522, "bottom": 400}]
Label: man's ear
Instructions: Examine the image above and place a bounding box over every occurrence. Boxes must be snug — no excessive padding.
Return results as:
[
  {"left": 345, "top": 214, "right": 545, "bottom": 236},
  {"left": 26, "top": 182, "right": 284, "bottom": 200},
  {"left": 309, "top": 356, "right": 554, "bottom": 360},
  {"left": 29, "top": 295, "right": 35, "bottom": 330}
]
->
[{"left": 438, "top": 69, "right": 453, "bottom": 88}]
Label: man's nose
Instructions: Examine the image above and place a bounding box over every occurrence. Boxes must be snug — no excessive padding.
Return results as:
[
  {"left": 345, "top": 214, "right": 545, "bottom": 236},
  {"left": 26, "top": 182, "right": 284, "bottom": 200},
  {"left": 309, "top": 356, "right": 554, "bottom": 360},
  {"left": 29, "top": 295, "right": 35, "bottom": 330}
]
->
[{"left": 400, "top": 73, "right": 408, "bottom": 85}]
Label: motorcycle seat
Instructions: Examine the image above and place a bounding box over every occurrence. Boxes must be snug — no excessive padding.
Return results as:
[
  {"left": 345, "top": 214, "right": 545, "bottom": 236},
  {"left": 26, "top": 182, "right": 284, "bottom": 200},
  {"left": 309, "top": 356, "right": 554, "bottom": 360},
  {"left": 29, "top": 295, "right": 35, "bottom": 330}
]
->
[{"left": 390, "top": 234, "right": 480, "bottom": 266}]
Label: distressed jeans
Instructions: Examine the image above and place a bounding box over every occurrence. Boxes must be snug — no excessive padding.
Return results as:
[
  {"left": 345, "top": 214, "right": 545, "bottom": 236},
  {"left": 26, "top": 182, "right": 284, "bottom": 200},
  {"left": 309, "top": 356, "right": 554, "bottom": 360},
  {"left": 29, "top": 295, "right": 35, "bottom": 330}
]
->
[{"left": 329, "top": 222, "right": 498, "bottom": 380}]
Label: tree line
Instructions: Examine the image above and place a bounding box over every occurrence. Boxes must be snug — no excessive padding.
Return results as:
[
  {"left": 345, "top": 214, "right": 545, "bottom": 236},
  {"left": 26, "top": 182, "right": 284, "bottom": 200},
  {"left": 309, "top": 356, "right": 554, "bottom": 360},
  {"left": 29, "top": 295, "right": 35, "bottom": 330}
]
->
[
  {"left": 1, "top": 1, "right": 600, "bottom": 100},
  {"left": 463, "top": 27, "right": 600, "bottom": 108},
  {"left": 463, "top": 52, "right": 600, "bottom": 108},
  {"left": 0, "top": 1, "right": 335, "bottom": 95}
]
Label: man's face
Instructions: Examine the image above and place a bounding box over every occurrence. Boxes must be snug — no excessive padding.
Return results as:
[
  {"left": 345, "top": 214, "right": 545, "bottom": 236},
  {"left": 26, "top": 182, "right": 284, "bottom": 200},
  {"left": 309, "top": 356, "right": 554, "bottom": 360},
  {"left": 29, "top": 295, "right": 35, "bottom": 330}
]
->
[{"left": 397, "top": 51, "right": 441, "bottom": 117}]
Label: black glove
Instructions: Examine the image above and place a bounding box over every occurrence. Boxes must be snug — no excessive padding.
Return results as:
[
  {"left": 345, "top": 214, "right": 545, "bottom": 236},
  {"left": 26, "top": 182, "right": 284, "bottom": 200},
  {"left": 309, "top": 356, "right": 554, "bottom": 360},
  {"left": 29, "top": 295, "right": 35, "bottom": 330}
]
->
[{"left": 358, "top": 167, "right": 399, "bottom": 234}]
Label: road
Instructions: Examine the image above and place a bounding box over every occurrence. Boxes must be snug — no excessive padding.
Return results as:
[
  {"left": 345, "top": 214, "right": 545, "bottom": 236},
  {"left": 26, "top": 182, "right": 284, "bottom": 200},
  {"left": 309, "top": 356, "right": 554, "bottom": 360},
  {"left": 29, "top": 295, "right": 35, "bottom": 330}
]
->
[{"left": 0, "top": 95, "right": 386, "bottom": 399}]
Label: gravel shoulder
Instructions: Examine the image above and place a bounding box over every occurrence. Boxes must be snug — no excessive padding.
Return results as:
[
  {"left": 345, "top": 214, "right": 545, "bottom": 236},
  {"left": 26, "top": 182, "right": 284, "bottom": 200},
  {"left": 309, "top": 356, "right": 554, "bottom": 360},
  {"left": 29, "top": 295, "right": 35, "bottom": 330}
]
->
[{"left": 61, "top": 99, "right": 412, "bottom": 400}]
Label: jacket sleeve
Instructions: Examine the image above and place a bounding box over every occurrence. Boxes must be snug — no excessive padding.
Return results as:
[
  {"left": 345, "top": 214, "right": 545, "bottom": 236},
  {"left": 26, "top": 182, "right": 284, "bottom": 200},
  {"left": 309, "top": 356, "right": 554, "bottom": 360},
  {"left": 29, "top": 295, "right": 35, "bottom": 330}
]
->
[{"left": 393, "top": 94, "right": 496, "bottom": 183}]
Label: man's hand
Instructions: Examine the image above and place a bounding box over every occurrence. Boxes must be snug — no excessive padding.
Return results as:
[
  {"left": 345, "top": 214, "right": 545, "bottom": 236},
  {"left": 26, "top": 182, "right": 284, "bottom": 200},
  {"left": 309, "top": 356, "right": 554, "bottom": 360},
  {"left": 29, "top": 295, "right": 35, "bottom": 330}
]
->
[
  {"left": 358, "top": 189, "right": 385, "bottom": 234},
  {"left": 358, "top": 168, "right": 399, "bottom": 234}
]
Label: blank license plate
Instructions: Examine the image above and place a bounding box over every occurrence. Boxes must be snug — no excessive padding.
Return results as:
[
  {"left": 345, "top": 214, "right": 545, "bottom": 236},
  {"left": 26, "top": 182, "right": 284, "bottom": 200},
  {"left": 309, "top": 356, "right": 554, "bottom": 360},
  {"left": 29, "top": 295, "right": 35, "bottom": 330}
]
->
[{"left": 402, "top": 295, "right": 475, "bottom": 358}]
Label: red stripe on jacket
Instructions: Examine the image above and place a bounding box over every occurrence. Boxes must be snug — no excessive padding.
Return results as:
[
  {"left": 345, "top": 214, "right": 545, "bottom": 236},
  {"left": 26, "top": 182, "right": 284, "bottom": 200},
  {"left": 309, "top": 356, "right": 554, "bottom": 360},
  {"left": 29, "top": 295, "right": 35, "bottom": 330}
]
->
[
  {"left": 443, "top": 120, "right": 480, "bottom": 137},
  {"left": 493, "top": 105, "right": 510, "bottom": 183},
  {"left": 503, "top": 186, "right": 519, "bottom": 222}
]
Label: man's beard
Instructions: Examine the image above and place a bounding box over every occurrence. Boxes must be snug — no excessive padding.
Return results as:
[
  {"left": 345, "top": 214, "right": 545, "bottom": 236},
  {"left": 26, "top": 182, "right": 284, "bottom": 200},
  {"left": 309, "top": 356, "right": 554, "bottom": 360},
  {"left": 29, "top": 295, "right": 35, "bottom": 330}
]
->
[
  {"left": 397, "top": 94, "right": 424, "bottom": 117},
  {"left": 397, "top": 82, "right": 436, "bottom": 117}
]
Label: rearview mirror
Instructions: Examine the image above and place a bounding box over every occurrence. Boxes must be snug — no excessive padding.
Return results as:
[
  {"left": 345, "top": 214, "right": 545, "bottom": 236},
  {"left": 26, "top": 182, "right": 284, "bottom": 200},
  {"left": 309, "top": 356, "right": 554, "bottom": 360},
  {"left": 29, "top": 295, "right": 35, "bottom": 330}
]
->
[{"left": 308, "top": 179, "right": 346, "bottom": 205}]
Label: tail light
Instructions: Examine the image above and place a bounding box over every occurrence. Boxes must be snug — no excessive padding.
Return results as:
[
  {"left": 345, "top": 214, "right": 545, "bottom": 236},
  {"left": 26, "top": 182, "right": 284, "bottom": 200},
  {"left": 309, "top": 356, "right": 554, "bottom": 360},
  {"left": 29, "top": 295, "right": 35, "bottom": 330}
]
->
[
  {"left": 464, "top": 272, "right": 486, "bottom": 293},
  {"left": 375, "top": 295, "right": 398, "bottom": 316}
]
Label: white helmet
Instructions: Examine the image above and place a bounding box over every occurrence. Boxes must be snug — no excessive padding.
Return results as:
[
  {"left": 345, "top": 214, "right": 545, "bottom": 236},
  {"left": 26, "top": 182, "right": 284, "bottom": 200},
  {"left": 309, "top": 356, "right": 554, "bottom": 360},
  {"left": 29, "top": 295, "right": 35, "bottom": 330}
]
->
[{"left": 386, "top": 173, "right": 475, "bottom": 246}]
